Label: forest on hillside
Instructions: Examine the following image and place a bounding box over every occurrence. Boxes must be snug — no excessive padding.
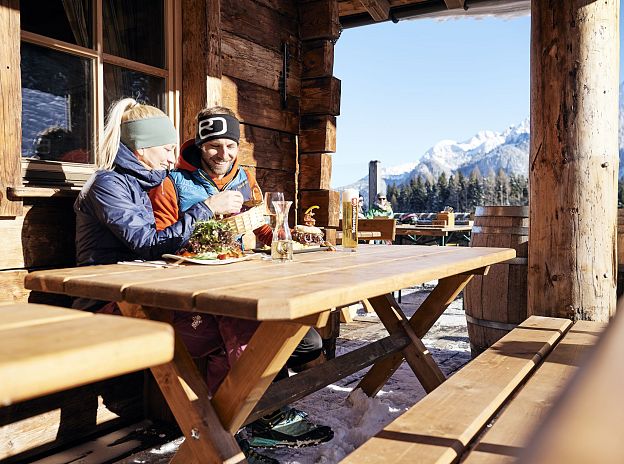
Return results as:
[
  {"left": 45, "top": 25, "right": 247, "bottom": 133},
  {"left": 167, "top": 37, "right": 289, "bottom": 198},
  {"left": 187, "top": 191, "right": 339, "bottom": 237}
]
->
[
  {"left": 386, "top": 169, "right": 624, "bottom": 214},
  {"left": 386, "top": 169, "right": 529, "bottom": 213}
]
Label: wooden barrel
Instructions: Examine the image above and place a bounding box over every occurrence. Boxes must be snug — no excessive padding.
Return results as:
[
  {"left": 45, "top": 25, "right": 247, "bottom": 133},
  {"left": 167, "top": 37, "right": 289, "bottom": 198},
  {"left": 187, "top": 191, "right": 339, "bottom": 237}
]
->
[{"left": 464, "top": 206, "right": 529, "bottom": 357}]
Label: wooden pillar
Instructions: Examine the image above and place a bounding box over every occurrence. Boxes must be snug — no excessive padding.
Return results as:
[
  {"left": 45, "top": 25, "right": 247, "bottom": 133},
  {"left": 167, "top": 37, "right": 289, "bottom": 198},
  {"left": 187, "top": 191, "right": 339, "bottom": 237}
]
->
[
  {"left": 298, "top": 0, "right": 340, "bottom": 227},
  {"left": 528, "top": 0, "right": 619, "bottom": 322},
  {"left": 181, "top": 0, "right": 221, "bottom": 141},
  {"left": 0, "top": 0, "right": 23, "bottom": 217}
]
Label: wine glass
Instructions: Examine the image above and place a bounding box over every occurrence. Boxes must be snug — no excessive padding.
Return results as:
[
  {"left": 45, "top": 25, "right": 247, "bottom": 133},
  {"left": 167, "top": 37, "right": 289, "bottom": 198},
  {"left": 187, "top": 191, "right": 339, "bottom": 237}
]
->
[{"left": 263, "top": 192, "right": 284, "bottom": 229}]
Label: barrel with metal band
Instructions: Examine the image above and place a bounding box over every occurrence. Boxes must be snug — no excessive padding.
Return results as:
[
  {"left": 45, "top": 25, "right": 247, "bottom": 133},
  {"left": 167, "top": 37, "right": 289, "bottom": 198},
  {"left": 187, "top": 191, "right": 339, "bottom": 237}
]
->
[{"left": 463, "top": 206, "right": 528, "bottom": 357}]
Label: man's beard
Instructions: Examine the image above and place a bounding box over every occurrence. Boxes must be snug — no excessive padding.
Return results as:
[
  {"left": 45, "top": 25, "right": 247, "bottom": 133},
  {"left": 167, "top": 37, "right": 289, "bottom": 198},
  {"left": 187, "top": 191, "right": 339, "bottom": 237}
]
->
[{"left": 203, "top": 159, "right": 233, "bottom": 176}]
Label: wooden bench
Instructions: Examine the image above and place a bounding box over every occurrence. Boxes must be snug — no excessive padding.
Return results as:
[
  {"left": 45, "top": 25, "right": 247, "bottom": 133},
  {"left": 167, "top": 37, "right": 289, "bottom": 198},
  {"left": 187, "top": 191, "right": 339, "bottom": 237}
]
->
[
  {"left": 341, "top": 315, "right": 605, "bottom": 463},
  {"left": 0, "top": 303, "right": 174, "bottom": 407},
  {"left": 337, "top": 218, "right": 397, "bottom": 244}
]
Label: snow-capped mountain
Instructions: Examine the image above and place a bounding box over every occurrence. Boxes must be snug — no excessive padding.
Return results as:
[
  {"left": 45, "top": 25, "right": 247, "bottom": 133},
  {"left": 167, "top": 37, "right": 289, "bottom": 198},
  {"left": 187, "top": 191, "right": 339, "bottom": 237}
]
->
[
  {"left": 458, "top": 118, "right": 529, "bottom": 177},
  {"left": 339, "top": 118, "right": 530, "bottom": 197},
  {"left": 340, "top": 82, "right": 624, "bottom": 194}
]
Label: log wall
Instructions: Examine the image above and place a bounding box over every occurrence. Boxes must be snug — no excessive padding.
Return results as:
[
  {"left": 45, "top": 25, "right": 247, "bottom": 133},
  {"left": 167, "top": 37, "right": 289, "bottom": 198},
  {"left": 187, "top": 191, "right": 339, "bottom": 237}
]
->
[
  {"left": 223, "top": 0, "right": 300, "bottom": 202},
  {"left": 528, "top": 0, "right": 619, "bottom": 321},
  {"left": 297, "top": 0, "right": 341, "bottom": 230}
]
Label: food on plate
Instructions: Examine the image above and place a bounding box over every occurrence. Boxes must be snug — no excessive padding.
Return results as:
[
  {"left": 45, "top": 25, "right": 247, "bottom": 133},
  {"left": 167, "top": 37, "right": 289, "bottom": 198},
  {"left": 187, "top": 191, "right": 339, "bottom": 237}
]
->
[
  {"left": 181, "top": 220, "right": 244, "bottom": 260},
  {"left": 292, "top": 224, "right": 325, "bottom": 248}
]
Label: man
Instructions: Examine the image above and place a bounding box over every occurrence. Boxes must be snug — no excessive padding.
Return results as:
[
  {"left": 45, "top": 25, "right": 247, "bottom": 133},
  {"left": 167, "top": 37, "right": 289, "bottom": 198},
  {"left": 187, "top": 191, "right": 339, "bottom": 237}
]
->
[
  {"left": 366, "top": 192, "right": 394, "bottom": 218},
  {"left": 149, "top": 107, "right": 333, "bottom": 457}
]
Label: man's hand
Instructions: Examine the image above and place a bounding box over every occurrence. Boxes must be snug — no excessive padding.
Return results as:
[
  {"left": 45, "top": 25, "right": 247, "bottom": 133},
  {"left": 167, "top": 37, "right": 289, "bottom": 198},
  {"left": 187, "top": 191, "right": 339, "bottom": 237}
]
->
[{"left": 204, "top": 191, "right": 244, "bottom": 215}]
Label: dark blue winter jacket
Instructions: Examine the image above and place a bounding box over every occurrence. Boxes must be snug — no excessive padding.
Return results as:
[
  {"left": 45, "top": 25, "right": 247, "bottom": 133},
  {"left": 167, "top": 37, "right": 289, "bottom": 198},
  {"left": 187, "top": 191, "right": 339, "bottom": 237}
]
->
[{"left": 74, "top": 143, "right": 212, "bottom": 266}]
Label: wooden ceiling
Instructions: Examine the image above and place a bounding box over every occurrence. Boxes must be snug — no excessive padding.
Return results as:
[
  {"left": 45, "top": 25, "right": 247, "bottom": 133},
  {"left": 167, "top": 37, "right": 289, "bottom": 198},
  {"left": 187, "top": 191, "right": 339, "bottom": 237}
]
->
[{"left": 338, "top": 0, "right": 530, "bottom": 28}]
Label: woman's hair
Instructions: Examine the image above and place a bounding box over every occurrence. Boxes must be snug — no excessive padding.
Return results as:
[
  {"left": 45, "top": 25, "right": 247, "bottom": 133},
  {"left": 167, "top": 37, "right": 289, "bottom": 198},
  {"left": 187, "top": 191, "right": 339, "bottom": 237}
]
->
[{"left": 97, "top": 98, "right": 167, "bottom": 170}]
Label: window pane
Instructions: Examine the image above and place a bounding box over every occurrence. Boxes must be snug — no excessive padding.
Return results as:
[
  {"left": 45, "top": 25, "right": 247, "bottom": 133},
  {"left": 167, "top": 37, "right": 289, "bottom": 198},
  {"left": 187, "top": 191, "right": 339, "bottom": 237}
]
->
[
  {"left": 21, "top": 43, "right": 93, "bottom": 164},
  {"left": 20, "top": 0, "right": 92, "bottom": 48},
  {"left": 103, "top": 0, "right": 165, "bottom": 68},
  {"left": 104, "top": 64, "right": 167, "bottom": 112}
]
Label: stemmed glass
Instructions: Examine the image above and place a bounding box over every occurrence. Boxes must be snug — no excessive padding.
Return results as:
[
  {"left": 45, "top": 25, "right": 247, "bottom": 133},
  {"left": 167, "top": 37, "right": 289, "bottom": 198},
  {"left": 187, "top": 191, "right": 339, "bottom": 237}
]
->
[{"left": 263, "top": 192, "right": 284, "bottom": 230}]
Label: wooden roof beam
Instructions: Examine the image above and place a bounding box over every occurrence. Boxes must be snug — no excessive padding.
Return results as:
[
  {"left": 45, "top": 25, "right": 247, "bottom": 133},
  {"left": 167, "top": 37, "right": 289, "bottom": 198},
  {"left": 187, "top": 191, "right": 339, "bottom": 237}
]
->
[
  {"left": 359, "top": 0, "right": 390, "bottom": 21},
  {"left": 444, "top": 0, "right": 466, "bottom": 9}
]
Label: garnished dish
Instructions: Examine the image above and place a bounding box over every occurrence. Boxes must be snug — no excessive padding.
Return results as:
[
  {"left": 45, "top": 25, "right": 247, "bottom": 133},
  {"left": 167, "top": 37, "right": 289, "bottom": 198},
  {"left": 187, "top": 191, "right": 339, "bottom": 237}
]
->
[
  {"left": 164, "top": 220, "right": 247, "bottom": 263},
  {"left": 291, "top": 205, "right": 335, "bottom": 251}
]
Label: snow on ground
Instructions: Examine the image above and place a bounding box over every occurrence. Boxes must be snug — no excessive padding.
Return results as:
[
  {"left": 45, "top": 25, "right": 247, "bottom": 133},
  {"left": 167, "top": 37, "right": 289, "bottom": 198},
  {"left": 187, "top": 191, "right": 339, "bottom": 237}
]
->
[{"left": 119, "top": 284, "right": 472, "bottom": 464}]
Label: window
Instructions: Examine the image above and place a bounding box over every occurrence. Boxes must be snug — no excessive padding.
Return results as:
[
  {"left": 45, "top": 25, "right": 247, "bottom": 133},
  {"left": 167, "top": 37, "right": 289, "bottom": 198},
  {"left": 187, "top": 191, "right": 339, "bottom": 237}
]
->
[{"left": 19, "top": 0, "right": 180, "bottom": 185}]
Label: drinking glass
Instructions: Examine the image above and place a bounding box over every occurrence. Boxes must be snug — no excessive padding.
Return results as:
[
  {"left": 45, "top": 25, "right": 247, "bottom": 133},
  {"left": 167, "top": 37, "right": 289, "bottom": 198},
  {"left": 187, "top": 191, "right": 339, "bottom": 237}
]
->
[{"left": 263, "top": 192, "right": 284, "bottom": 229}]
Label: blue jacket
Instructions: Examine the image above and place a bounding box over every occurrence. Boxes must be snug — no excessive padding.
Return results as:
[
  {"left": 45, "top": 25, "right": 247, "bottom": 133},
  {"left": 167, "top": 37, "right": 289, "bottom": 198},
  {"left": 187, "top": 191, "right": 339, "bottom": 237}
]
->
[
  {"left": 169, "top": 167, "right": 254, "bottom": 213},
  {"left": 74, "top": 143, "right": 212, "bottom": 266}
]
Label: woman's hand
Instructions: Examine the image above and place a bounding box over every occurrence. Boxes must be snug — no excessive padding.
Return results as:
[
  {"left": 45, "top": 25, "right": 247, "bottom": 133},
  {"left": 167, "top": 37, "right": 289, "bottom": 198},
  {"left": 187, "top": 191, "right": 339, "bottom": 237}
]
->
[{"left": 204, "top": 191, "right": 244, "bottom": 215}]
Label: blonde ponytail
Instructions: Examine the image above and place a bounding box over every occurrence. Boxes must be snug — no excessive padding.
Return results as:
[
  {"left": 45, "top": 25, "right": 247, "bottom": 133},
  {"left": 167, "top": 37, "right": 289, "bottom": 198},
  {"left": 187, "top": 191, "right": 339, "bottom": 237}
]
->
[{"left": 96, "top": 98, "right": 169, "bottom": 170}]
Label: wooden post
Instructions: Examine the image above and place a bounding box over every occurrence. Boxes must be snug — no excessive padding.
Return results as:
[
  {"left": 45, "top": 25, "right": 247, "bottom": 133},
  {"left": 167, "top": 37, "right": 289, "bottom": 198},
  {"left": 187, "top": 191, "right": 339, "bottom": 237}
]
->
[
  {"left": 528, "top": 0, "right": 619, "bottom": 322},
  {"left": 181, "top": 0, "right": 221, "bottom": 141},
  {"left": 368, "top": 160, "right": 381, "bottom": 207},
  {"left": 0, "top": 0, "right": 23, "bottom": 217}
]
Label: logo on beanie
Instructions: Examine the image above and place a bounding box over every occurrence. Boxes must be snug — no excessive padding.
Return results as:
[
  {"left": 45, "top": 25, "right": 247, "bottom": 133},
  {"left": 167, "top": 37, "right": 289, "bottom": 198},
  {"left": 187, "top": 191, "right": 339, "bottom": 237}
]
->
[{"left": 198, "top": 117, "right": 227, "bottom": 141}]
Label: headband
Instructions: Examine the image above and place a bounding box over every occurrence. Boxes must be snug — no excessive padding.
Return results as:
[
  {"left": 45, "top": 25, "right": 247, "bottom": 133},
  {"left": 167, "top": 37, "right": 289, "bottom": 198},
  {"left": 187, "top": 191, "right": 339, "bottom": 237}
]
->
[
  {"left": 195, "top": 114, "right": 240, "bottom": 146},
  {"left": 120, "top": 116, "right": 177, "bottom": 151}
]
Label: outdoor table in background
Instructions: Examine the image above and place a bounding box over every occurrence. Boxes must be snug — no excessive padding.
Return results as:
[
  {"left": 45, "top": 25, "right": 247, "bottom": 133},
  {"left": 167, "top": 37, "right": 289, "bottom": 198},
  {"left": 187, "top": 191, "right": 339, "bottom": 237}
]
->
[
  {"left": 25, "top": 245, "right": 514, "bottom": 464},
  {"left": 395, "top": 224, "right": 473, "bottom": 246}
]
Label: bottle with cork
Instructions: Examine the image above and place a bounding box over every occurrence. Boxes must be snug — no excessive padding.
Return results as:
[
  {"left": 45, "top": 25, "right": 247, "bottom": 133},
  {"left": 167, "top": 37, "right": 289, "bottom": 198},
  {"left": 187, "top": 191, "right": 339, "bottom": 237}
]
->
[{"left": 342, "top": 189, "right": 359, "bottom": 249}]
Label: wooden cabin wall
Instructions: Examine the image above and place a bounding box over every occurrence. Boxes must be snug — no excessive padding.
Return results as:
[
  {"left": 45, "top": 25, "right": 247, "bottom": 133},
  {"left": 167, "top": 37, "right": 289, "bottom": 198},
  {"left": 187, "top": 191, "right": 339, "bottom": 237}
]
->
[
  {"left": 181, "top": 0, "right": 300, "bottom": 207},
  {"left": 298, "top": 0, "right": 341, "bottom": 234},
  {"left": 180, "top": 0, "right": 342, "bottom": 228}
]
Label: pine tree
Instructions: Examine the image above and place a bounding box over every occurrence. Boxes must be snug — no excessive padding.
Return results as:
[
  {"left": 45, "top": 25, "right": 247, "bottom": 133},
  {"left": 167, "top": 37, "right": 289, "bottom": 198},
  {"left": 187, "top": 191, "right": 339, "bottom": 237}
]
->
[
  {"left": 436, "top": 172, "right": 449, "bottom": 211},
  {"left": 413, "top": 176, "right": 427, "bottom": 212},
  {"left": 447, "top": 175, "right": 460, "bottom": 211}
]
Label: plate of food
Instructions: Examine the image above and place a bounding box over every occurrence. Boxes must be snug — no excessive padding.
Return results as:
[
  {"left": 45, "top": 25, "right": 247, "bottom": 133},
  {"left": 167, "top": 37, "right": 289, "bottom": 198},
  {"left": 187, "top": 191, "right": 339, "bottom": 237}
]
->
[
  {"left": 252, "top": 224, "right": 334, "bottom": 254},
  {"left": 163, "top": 219, "right": 252, "bottom": 265}
]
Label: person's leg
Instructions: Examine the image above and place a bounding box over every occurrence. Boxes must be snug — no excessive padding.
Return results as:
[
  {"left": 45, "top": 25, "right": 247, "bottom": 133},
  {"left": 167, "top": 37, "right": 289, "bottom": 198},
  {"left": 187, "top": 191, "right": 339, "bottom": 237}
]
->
[
  {"left": 173, "top": 312, "right": 229, "bottom": 394},
  {"left": 273, "top": 327, "right": 323, "bottom": 380},
  {"left": 243, "top": 327, "right": 333, "bottom": 448}
]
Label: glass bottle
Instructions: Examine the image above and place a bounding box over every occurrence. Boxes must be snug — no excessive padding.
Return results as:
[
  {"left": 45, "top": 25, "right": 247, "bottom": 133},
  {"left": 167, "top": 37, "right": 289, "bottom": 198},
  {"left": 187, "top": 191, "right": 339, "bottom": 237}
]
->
[
  {"left": 342, "top": 189, "right": 359, "bottom": 248},
  {"left": 271, "top": 200, "right": 293, "bottom": 261}
]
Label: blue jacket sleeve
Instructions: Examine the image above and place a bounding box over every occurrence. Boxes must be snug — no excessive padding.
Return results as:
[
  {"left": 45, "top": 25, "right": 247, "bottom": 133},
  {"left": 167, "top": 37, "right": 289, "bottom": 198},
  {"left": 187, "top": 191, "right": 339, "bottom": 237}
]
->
[{"left": 88, "top": 175, "right": 213, "bottom": 260}]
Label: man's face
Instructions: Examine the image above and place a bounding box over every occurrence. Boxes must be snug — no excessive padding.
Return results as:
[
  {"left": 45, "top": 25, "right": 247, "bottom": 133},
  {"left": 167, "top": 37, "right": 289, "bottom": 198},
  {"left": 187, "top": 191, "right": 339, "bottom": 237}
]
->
[
  {"left": 200, "top": 138, "right": 238, "bottom": 177},
  {"left": 378, "top": 196, "right": 387, "bottom": 205}
]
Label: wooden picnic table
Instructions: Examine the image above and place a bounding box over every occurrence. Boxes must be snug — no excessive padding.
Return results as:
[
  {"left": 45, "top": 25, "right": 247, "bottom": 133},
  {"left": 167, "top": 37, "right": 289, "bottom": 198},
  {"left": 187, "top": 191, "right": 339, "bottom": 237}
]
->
[
  {"left": 24, "top": 245, "right": 514, "bottom": 464},
  {"left": 395, "top": 224, "right": 473, "bottom": 246}
]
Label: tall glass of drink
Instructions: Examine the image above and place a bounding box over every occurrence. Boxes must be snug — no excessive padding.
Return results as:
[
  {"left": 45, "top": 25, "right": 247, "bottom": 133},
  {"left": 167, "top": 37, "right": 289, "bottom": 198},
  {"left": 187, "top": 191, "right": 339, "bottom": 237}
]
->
[{"left": 342, "top": 189, "right": 359, "bottom": 248}]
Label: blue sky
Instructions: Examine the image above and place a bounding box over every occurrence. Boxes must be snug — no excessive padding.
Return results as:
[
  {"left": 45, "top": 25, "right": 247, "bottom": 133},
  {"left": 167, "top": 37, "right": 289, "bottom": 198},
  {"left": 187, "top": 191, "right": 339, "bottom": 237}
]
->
[{"left": 332, "top": 7, "right": 621, "bottom": 187}]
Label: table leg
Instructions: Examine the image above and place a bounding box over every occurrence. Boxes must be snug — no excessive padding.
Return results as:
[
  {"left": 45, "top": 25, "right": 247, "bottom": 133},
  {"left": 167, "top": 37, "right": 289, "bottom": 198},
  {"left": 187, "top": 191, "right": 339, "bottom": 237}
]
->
[
  {"left": 356, "top": 273, "right": 476, "bottom": 397},
  {"left": 212, "top": 321, "right": 310, "bottom": 434},
  {"left": 363, "top": 296, "right": 445, "bottom": 392},
  {"left": 118, "top": 303, "right": 244, "bottom": 464}
]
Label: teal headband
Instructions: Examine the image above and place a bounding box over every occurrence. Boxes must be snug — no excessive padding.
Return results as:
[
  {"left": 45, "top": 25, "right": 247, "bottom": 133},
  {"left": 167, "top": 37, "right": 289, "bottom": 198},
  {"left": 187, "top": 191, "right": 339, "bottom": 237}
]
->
[{"left": 120, "top": 116, "right": 177, "bottom": 150}]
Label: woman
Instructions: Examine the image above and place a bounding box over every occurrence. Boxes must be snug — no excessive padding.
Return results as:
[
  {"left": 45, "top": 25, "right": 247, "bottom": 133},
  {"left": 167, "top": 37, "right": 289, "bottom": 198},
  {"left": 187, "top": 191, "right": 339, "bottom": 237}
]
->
[{"left": 74, "top": 98, "right": 212, "bottom": 269}]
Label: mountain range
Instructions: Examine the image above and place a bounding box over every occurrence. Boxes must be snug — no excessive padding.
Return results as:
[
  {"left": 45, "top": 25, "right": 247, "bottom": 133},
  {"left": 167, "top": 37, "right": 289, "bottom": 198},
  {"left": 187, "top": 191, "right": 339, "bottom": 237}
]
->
[{"left": 341, "top": 82, "right": 624, "bottom": 198}]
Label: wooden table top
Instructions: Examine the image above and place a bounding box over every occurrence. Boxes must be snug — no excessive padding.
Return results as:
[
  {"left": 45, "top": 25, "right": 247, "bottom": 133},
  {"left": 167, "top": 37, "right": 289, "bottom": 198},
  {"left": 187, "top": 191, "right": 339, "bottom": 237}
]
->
[{"left": 25, "top": 245, "right": 514, "bottom": 321}]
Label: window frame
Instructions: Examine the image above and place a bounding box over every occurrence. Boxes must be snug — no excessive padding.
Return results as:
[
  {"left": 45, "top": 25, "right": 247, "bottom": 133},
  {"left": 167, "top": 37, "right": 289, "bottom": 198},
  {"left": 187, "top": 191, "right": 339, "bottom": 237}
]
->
[{"left": 19, "top": 0, "right": 182, "bottom": 187}]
